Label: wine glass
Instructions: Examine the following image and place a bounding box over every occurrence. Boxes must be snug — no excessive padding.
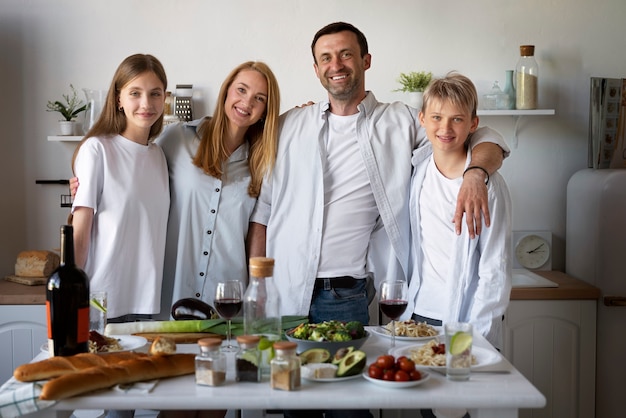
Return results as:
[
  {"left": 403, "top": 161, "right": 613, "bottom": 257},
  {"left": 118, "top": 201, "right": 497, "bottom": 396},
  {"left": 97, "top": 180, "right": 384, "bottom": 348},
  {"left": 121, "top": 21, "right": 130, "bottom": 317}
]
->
[
  {"left": 379, "top": 280, "right": 409, "bottom": 351},
  {"left": 215, "top": 280, "right": 244, "bottom": 352}
]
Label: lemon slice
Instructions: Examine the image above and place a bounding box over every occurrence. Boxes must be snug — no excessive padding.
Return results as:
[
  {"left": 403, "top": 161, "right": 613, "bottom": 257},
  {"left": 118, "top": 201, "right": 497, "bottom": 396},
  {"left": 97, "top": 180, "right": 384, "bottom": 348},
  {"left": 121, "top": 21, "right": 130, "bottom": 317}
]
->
[{"left": 449, "top": 331, "right": 472, "bottom": 355}]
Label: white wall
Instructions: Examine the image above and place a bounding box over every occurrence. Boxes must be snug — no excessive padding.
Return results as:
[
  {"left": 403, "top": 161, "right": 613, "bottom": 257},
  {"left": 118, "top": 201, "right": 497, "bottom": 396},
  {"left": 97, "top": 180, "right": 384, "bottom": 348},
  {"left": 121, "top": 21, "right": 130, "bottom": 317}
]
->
[{"left": 1, "top": 0, "right": 625, "bottom": 275}]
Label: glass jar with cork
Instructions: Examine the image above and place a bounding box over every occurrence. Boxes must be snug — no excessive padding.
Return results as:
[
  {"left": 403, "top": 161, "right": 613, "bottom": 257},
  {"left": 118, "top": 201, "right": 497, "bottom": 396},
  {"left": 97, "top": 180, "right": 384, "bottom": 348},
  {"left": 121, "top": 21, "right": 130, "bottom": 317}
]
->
[{"left": 515, "top": 45, "right": 539, "bottom": 110}]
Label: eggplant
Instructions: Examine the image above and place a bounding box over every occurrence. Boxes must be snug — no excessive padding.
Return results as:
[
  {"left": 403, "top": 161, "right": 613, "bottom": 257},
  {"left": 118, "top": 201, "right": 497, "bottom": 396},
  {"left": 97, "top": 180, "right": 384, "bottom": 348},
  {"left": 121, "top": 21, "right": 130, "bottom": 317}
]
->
[{"left": 171, "top": 298, "right": 216, "bottom": 320}]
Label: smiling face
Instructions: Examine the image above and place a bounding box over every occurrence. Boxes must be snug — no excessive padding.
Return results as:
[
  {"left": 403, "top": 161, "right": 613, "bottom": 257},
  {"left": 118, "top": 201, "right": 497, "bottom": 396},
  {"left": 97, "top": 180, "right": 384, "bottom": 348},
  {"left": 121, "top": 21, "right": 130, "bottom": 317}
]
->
[
  {"left": 118, "top": 71, "right": 165, "bottom": 144},
  {"left": 224, "top": 69, "right": 268, "bottom": 133},
  {"left": 419, "top": 98, "right": 479, "bottom": 156},
  {"left": 313, "top": 30, "right": 370, "bottom": 103}
]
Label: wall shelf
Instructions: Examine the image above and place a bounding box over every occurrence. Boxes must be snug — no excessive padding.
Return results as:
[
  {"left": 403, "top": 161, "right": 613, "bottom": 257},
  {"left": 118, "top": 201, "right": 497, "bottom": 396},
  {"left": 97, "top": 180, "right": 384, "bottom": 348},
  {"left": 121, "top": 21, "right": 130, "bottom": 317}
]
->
[
  {"left": 477, "top": 109, "right": 555, "bottom": 148},
  {"left": 47, "top": 135, "right": 82, "bottom": 142}
]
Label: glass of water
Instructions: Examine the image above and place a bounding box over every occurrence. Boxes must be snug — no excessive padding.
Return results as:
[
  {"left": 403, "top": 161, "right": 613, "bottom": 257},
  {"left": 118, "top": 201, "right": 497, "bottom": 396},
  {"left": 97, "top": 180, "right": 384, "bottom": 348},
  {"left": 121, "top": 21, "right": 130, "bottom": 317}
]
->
[{"left": 89, "top": 291, "right": 107, "bottom": 334}]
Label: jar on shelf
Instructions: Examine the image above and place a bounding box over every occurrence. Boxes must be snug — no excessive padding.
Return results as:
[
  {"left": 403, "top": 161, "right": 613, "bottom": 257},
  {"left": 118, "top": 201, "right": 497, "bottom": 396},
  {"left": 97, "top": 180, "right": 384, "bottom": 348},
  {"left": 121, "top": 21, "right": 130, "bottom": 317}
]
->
[
  {"left": 271, "top": 341, "right": 301, "bottom": 391},
  {"left": 195, "top": 337, "right": 226, "bottom": 386},
  {"left": 502, "top": 70, "right": 516, "bottom": 110},
  {"left": 235, "top": 335, "right": 261, "bottom": 382},
  {"left": 515, "top": 45, "right": 539, "bottom": 110}
]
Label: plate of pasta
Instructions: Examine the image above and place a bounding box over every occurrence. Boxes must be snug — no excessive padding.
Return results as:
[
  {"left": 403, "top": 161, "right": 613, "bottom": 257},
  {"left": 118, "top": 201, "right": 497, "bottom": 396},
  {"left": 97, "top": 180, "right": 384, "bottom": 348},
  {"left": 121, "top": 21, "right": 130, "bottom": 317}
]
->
[
  {"left": 389, "top": 340, "right": 502, "bottom": 370},
  {"left": 371, "top": 320, "right": 442, "bottom": 341}
]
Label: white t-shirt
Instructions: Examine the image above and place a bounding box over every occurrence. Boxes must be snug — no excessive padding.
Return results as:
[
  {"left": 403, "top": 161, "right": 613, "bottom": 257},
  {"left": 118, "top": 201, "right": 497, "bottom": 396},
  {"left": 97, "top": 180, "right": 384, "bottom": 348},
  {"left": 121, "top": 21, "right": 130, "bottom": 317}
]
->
[
  {"left": 72, "top": 135, "right": 170, "bottom": 318},
  {"left": 413, "top": 154, "right": 465, "bottom": 320},
  {"left": 317, "top": 113, "right": 378, "bottom": 278}
]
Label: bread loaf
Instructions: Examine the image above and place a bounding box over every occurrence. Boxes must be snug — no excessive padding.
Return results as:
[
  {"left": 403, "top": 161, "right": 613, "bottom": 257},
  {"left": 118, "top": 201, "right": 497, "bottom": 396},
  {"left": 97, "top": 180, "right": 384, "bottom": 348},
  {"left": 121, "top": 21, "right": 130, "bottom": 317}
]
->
[
  {"left": 14, "top": 250, "right": 60, "bottom": 277},
  {"left": 14, "top": 351, "right": 147, "bottom": 382},
  {"left": 40, "top": 353, "right": 195, "bottom": 400}
]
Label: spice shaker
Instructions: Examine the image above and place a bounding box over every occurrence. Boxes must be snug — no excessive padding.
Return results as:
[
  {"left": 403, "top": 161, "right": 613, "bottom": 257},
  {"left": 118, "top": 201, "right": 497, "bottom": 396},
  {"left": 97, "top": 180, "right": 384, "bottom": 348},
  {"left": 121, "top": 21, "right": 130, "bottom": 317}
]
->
[
  {"left": 236, "top": 335, "right": 261, "bottom": 382},
  {"left": 515, "top": 45, "right": 538, "bottom": 110},
  {"left": 195, "top": 338, "right": 226, "bottom": 386},
  {"left": 271, "top": 341, "right": 301, "bottom": 391}
]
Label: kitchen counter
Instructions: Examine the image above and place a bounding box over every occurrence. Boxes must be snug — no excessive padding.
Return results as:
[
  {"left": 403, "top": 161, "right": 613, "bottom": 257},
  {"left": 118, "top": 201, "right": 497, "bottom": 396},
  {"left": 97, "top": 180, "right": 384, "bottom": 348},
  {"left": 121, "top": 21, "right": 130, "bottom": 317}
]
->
[
  {"left": 0, "top": 279, "right": 45, "bottom": 305},
  {"left": 510, "top": 270, "right": 600, "bottom": 300}
]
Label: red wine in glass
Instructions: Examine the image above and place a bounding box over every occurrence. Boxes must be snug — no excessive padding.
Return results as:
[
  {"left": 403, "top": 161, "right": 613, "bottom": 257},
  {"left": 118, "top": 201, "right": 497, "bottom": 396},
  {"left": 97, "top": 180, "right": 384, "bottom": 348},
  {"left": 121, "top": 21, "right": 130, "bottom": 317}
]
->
[
  {"left": 215, "top": 299, "right": 243, "bottom": 319},
  {"left": 379, "top": 280, "right": 409, "bottom": 351},
  {"left": 215, "top": 280, "right": 243, "bottom": 352},
  {"left": 379, "top": 300, "right": 408, "bottom": 320}
]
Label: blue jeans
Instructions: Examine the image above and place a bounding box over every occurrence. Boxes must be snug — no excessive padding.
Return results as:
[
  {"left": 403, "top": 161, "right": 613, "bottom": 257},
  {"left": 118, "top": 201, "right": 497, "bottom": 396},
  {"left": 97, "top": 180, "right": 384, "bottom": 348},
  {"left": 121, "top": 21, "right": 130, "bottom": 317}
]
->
[{"left": 308, "top": 279, "right": 371, "bottom": 324}]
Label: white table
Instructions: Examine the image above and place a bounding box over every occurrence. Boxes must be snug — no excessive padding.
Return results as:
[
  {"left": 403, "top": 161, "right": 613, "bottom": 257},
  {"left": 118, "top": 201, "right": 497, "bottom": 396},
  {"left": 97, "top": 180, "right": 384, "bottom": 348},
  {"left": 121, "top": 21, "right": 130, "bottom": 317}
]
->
[{"left": 17, "top": 328, "right": 545, "bottom": 418}]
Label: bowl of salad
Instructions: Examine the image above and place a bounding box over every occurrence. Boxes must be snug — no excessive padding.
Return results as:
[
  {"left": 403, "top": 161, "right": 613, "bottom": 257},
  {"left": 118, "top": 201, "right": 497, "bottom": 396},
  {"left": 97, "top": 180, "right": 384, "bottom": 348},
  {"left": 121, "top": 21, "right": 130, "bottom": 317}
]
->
[{"left": 285, "top": 320, "right": 369, "bottom": 353}]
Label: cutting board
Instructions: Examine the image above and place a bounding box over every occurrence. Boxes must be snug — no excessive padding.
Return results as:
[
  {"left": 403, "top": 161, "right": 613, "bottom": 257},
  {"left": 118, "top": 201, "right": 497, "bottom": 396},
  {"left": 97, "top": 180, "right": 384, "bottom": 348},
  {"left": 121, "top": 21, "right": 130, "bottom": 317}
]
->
[
  {"left": 133, "top": 332, "right": 224, "bottom": 343},
  {"left": 4, "top": 275, "right": 47, "bottom": 286}
]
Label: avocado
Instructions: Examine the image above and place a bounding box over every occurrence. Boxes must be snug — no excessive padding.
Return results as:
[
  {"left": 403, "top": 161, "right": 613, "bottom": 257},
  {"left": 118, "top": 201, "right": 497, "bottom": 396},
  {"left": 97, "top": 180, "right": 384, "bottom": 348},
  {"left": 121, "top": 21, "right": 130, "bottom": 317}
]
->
[
  {"left": 299, "top": 348, "right": 331, "bottom": 365},
  {"left": 331, "top": 346, "right": 354, "bottom": 365},
  {"left": 336, "top": 349, "right": 367, "bottom": 377}
]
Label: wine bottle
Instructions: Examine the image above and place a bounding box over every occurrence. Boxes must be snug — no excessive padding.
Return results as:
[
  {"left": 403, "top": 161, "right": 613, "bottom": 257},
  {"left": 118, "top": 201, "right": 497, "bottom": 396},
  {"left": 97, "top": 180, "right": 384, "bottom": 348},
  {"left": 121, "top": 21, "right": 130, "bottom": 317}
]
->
[{"left": 46, "top": 225, "right": 90, "bottom": 356}]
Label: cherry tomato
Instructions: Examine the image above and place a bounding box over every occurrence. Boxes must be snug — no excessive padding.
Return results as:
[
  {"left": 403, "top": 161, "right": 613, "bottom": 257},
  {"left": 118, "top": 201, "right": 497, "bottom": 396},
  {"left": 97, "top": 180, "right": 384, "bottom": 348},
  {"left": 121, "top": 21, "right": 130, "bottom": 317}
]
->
[
  {"left": 399, "top": 358, "right": 416, "bottom": 372},
  {"left": 409, "top": 369, "right": 422, "bottom": 381},
  {"left": 376, "top": 355, "right": 395, "bottom": 370},
  {"left": 383, "top": 370, "right": 396, "bottom": 381},
  {"left": 395, "top": 355, "right": 407, "bottom": 367},
  {"left": 394, "top": 370, "right": 410, "bottom": 382},
  {"left": 368, "top": 364, "right": 384, "bottom": 380}
]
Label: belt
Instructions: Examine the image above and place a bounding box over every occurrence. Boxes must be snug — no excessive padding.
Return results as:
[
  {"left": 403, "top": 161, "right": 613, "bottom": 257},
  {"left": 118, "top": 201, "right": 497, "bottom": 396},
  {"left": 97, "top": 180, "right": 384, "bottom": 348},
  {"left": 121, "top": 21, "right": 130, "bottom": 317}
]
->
[{"left": 314, "top": 277, "right": 359, "bottom": 290}]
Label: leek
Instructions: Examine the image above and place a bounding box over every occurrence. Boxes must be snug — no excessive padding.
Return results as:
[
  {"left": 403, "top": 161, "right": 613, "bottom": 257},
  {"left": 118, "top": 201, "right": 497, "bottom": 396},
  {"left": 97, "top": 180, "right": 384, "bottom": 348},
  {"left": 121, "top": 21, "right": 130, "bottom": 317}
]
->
[{"left": 105, "top": 315, "right": 308, "bottom": 337}]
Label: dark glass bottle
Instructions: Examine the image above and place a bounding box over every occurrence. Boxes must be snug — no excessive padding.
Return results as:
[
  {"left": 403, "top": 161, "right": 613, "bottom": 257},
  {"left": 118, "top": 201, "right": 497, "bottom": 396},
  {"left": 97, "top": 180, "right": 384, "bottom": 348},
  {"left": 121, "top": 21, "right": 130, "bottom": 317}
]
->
[{"left": 46, "top": 225, "right": 90, "bottom": 356}]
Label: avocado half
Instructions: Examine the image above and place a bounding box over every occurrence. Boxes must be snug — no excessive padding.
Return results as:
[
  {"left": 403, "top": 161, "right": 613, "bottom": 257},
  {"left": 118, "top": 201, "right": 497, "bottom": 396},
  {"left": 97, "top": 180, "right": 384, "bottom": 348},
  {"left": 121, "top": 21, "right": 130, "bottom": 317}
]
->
[
  {"left": 336, "top": 349, "right": 367, "bottom": 377},
  {"left": 331, "top": 346, "right": 355, "bottom": 365},
  {"left": 299, "top": 348, "right": 331, "bottom": 365}
]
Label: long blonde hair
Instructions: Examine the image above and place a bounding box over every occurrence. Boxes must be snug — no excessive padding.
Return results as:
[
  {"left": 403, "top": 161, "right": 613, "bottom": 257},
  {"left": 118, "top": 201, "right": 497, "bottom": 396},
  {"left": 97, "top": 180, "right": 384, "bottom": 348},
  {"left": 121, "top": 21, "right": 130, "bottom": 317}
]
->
[
  {"left": 71, "top": 54, "right": 168, "bottom": 172},
  {"left": 192, "top": 61, "right": 280, "bottom": 197}
]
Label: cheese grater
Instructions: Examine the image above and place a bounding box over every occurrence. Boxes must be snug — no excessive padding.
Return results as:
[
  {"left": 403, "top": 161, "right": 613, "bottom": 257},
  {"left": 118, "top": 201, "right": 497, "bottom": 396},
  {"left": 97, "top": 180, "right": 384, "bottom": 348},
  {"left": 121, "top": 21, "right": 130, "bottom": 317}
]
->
[{"left": 174, "top": 84, "right": 194, "bottom": 122}]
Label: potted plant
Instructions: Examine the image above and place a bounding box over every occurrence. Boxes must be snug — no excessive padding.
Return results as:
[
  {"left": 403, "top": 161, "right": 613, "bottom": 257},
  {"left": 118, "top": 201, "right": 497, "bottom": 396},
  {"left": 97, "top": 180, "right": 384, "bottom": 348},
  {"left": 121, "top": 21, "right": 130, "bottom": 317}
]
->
[
  {"left": 46, "top": 84, "right": 88, "bottom": 135},
  {"left": 393, "top": 71, "right": 433, "bottom": 109}
]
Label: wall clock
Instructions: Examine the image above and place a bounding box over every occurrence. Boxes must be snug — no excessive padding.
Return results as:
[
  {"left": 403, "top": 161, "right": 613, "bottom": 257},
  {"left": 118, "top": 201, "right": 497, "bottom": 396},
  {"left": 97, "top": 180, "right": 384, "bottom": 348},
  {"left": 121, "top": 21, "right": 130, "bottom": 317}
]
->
[{"left": 512, "top": 230, "right": 552, "bottom": 270}]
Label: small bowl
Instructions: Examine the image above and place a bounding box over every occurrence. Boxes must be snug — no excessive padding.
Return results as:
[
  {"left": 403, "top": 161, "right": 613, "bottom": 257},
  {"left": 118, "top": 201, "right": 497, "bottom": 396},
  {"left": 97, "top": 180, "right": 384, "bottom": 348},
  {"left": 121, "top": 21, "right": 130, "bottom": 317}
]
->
[{"left": 285, "top": 331, "right": 370, "bottom": 354}]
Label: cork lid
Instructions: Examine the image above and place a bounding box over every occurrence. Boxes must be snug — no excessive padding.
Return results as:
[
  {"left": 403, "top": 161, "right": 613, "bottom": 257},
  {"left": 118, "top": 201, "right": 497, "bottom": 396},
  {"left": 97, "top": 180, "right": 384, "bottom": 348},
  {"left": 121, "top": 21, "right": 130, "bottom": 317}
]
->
[
  {"left": 249, "top": 257, "right": 274, "bottom": 277},
  {"left": 520, "top": 45, "right": 535, "bottom": 56},
  {"left": 236, "top": 335, "right": 261, "bottom": 346},
  {"left": 198, "top": 337, "right": 222, "bottom": 348},
  {"left": 273, "top": 341, "right": 297, "bottom": 351}
]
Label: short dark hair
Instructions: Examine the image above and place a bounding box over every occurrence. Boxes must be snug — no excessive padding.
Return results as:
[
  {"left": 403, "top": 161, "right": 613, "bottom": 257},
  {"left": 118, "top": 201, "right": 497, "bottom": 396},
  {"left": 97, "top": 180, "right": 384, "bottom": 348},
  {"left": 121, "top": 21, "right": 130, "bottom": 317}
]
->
[{"left": 311, "top": 22, "right": 369, "bottom": 63}]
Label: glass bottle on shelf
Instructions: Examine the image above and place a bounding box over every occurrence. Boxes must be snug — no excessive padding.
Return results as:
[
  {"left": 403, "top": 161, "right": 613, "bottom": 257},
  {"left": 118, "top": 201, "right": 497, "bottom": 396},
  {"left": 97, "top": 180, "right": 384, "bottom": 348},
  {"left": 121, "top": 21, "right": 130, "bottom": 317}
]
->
[
  {"left": 503, "top": 70, "right": 516, "bottom": 110},
  {"left": 243, "top": 257, "right": 281, "bottom": 376},
  {"left": 271, "top": 341, "right": 301, "bottom": 391},
  {"left": 515, "top": 45, "right": 539, "bottom": 110},
  {"left": 195, "top": 337, "right": 226, "bottom": 386}
]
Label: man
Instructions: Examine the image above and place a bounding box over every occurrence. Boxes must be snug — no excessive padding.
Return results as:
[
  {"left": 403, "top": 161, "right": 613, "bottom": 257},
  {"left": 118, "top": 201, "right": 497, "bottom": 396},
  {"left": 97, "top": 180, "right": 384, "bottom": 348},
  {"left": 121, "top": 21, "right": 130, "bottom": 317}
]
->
[{"left": 249, "top": 22, "right": 508, "bottom": 326}]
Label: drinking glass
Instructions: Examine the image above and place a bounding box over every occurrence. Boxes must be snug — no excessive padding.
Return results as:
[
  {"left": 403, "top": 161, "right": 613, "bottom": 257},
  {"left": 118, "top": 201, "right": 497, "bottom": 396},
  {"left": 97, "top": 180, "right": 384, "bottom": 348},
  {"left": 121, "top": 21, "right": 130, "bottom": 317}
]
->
[
  {"left": 215, "top": 280, "right": 244, "bottom": 352},
  {"left": 89, "top": 291, "right": 107, "bottom": 334},
  {"left": 445, "top": 322, "right": 473, "bottom": 381},
  {"left": 379, "top": 280, "right": 408, "bottom": 351}
]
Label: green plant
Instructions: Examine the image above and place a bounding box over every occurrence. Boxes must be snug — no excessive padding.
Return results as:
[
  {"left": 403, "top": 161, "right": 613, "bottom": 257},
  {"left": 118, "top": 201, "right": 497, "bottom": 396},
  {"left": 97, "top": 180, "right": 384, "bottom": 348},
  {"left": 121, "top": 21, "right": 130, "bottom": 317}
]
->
[
  {"left": 393, "top": 71, "right": 433, "bottom": 93},
  {"left": 46, "top": 84, "right": 88, "bottom": 121}
]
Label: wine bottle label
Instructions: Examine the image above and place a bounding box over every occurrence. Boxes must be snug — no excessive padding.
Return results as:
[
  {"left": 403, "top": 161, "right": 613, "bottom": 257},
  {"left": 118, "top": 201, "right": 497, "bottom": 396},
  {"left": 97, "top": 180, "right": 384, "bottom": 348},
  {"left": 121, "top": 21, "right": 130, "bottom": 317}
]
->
[
  {"left": 77, "top": 306, "right": 90, "bottom": 343},
  {"left": 46, "top": 300, "right": 52, "bottom": 339}
]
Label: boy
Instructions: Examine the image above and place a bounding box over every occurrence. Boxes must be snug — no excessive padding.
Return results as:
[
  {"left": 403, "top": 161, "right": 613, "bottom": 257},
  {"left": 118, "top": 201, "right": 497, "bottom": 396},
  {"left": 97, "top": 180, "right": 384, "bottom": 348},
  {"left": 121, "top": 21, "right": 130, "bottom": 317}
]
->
[{"left": 404, "top": 72, "right": 512, "bottom": 350}]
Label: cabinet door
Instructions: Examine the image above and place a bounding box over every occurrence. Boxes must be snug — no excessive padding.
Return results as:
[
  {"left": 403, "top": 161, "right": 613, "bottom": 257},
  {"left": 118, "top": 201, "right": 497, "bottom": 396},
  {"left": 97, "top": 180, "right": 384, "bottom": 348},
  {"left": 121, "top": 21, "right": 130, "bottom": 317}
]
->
[
  {"left": 0, "top": 305, "right": 47, "bottom": 382},
  {"left": 503, "top": 300, "right": 596, "bottom": 418}
]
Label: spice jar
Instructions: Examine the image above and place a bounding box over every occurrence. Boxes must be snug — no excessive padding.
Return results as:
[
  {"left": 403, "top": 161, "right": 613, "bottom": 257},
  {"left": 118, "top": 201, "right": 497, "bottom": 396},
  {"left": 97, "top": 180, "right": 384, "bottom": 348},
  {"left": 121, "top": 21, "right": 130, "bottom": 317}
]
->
[
  {"left": 236, "top": 335, "right": 261, "bottom": 382},
  {"left": 271, "top": 341, "right": 301, "bottom": 391},
  {"left": 195, "top": 338, "right": 226, "bottom": 386},
  {"left": 515, "top": 45, "right": 539, "bottom": 110}
]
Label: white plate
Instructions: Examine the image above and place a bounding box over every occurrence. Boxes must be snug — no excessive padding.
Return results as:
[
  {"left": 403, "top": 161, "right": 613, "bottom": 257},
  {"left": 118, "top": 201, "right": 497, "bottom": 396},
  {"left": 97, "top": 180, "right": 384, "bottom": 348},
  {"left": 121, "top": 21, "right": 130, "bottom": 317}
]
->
[
  {"left": 370, "top": 325, "right": 442, "bottom": 342},
  {"left": 302, "top": 373, "right": 363, "bottom": 383},
  {"left": 301, "top": 363, "right": 363, "bottom": 382},
  {"left": 41, "top": 335, "right": 148, "bottom": 354},
  {"left": 362, "top": 370, "right": 431, "bottom": 388},
  {"left": 389, "top": 344, "right": 502, "bottom": 370}
]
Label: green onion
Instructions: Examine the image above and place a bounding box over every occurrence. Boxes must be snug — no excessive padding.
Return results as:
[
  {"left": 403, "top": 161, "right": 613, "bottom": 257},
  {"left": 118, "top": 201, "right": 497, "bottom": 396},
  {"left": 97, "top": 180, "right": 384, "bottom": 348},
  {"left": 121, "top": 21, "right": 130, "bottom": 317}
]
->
[{"left": 104, "top": 315, "right": 308, "bottom": 337}]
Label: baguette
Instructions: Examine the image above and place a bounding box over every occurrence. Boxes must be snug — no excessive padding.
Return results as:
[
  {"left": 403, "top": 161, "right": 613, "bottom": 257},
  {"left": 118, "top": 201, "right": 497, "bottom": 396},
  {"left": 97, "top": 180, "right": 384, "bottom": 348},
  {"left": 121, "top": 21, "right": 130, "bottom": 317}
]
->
[
  {"left": 40, "top": 353, "right": 195, "bottom": 400},
  {"left": 14, "top": 352, "right": 148, "bottom": 382}
]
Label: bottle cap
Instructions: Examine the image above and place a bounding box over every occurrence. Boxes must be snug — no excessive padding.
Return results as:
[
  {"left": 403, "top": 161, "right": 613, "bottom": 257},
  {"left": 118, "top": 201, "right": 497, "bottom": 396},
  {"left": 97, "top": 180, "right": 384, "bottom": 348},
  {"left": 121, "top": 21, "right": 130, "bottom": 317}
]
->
[
  {"left": 520, "top": 45, "right": 535, "bottom": 56},
  {"left": 273, "top": 341, "right": 297, "bottom": 352},
  {"left": 198, "top": 338, "right": 222, "bottom": 348},
  {"left": 236, "top": 335, "right": 261, "bottom": 347},
  {"left": 249, "top": 257, "right": 274, "bottom": 277}
]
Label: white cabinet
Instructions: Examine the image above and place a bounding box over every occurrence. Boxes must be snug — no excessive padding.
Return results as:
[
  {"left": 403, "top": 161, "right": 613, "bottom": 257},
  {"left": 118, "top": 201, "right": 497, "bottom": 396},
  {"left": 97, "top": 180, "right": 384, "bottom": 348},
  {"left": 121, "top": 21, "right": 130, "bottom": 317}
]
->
[
  {"left": 503, "top": 300, "right": 596, "bottom": 418},
  {"left": 0, "top": 305, "right": 48, "bottom": 382}
]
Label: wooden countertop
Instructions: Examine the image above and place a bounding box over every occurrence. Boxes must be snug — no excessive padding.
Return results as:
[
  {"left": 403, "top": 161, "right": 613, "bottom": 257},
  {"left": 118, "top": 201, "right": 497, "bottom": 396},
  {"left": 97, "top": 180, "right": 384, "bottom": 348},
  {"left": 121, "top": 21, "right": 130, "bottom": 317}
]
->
[
  {"left": 1, "top": 270, "right": 601, "bottom": 305},
  {"left": 0, "top": 278, "right": 46, "bottom": 304},
  {"left": 510, "top": 270, "right": 601, "bottom": 300}
]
